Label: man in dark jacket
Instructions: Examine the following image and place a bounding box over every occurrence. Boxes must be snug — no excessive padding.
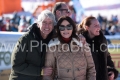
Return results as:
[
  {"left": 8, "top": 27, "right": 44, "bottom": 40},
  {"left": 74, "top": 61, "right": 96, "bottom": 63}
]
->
[{"left": 9, "top": 10, "right": 56, "bottom": 80}]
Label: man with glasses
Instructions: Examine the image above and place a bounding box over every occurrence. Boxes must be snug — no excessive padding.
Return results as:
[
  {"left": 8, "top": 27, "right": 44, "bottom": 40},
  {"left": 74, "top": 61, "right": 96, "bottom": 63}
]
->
[
  {"left": 52, "top": 2, "right": 86, "bottom": 45},
  {"left": 52, "top": 2, "right": 70, "bottom": 22}
]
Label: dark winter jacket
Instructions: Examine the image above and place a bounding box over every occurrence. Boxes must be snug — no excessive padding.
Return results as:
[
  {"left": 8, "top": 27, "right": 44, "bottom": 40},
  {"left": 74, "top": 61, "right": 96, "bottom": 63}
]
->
[
  {"left": 9, "top": 23, "right": 53, "bottom": 80},
  {"left": 81, "top": 31, "right": 115, "bottom": 80}
]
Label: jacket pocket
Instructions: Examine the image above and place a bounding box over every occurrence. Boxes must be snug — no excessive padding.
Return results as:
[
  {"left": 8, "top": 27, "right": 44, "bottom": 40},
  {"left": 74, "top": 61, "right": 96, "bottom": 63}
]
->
[
  {"left": 58, "top": 69, "right": 73, "bottom": 78},
  {"left": 74, "top": 67, "right": 86, "bottom": 77}
]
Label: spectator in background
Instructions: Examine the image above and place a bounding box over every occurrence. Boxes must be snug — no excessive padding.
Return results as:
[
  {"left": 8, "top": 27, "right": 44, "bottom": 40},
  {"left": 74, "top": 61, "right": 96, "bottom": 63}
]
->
[
  {"left": 101, "top": 22, "right": 111, "bottom": 44},
  {"left": 12, "top": 11, "right": 20, "bottom": 25},
  {"left": 77, "top": 16, "right": 118, "bottom": 80},
  {"left": 18, "top": 22, "right": 29, "bottom": 32},
  {"left": 19, "top": 15, "right": 27, "bottom": 26},
  {"left": 108, "top": 21, "right": 117, "bottom": 35},
  {"left": 28, "top": 16, "right": 36, "bottom": 25},
  {"left": 97, "top": 14, "right": 104, "bottom": 25},
  {"left": 111, "top": 15, "right": 118, "bottom": 24},
  {"left": 9, "top": 21, "right": 18, "bottom": 32},
  {"left": 0, "top": 20, "right": 6, "bottom": 31},
  {"left": 70, "top": 6, "right": 77, "bottom": 23},
  {"left": 1, "top": 16, "right": 7, "bottom": 25},
  {"left": 18, "top": 15, "right": 30, "bottom": 32},
  {"left": 52, "top": 2, "right": 70, "bottom": 22}
]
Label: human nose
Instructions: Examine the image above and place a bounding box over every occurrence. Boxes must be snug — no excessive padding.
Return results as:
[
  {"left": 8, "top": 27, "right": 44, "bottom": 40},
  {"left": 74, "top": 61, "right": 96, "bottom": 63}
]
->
[
  {"left": 45, "top": 23, "right": 53, "bottom": 27},
  {"left": 67, "top": 11, "right": 71, "bottom": 16},
  {"left": 64, "top": 27, "right": 69, "bottom": 31},
  {"left": 64, "top": 10, "right": 70, "bottom": 16},
  {"left": 68, "top": 10, "right": 71, "bottom": 16},
  {"left": 96, "top": 24, "right": 100, "bottom": 29},
  {"left": 45, "top": 23, "right": 49, "bottom": 27},
  {"left": 98, "top": 25, "right": 101, "bottom": 29}
]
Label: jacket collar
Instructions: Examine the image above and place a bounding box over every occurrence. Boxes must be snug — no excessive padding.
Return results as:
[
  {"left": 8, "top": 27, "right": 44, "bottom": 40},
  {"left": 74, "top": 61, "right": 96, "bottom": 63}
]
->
[
  {"left": 83, "top": 30, "right": 105, "bottom": 44},
  {"left": 48, "top": 38, "right": 83, "bottom": 47},
  {"left": 28, "top": 23, "right": 53, "bottom": 44}
]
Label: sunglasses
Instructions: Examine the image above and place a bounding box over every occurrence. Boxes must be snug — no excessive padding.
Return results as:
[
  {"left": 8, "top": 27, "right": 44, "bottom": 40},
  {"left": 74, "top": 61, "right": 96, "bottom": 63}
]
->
[
  {"left": 108, "top": 73, "right": 112, "bottom": 76},
  {"left": 59, "top": 24, "right": 73, "bottom": 31},
  {"left": 59, "top": 9, "right": 70, "bottom": 13}
]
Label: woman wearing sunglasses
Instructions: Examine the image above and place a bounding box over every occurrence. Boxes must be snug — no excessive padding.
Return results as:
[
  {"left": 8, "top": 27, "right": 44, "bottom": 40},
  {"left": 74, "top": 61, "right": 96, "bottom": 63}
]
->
[{"left": 43, "top": 16, "right": 96, "bottom": 80}]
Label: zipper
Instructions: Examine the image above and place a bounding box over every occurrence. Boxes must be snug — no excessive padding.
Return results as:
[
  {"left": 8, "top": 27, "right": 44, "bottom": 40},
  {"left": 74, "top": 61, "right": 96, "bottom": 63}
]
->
[
  {"left": 71, "top": 52, "right": 75, "bottom": 80},
  {"left": 69, "top": 43, "right": 75, "bottom": 80}
]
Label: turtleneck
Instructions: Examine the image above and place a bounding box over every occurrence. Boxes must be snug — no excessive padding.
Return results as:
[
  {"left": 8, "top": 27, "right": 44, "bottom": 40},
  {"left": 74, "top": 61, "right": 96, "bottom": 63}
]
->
[{"left": 61, "top": 36, "right": 72, "bottom": 43}]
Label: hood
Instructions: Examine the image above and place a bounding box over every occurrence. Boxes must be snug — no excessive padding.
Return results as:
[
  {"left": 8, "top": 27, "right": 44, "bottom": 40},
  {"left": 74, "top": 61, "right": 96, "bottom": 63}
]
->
[
  {"left": 27, "top": 23, "right": 37, "bottom": 31},
  {"left": 48, "top": 38, "right": 83, "bottom": 47}
]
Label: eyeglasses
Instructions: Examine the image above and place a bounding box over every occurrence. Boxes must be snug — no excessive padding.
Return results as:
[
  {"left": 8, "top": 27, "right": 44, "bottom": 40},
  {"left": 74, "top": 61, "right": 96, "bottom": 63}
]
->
[
  {"left": 59, "top": 9, "right": 70, "bottom": 13},
  {"left": 59, "top": 24, "right": 73, "bottom": 31}
]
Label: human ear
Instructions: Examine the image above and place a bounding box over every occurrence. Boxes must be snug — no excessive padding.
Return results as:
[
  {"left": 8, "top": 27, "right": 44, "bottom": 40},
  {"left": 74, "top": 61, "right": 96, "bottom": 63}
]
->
[
  {"left": 37, "top": 22, "right": 41, "bottom": 28},
  {"left": 85, "top": 26, "right": 89, "bottom": 30},
  {"left": 56, "top": 10, "right": 61, "bottom": 16}
]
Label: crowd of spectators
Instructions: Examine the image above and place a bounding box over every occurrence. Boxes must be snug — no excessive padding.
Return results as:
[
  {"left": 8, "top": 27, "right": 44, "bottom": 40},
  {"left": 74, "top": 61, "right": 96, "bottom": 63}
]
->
[
  {"left": 0, "top": 11, "right": 120, "bottom": 36},
  {"left": 97, "top": 14, "right": 120, "bottom": 35},
  {"left": 0, "top": 12, "right": 36, "bottom": 32},
  {"left": 96, "top": 14, "right": 120, "bottom": 44}
]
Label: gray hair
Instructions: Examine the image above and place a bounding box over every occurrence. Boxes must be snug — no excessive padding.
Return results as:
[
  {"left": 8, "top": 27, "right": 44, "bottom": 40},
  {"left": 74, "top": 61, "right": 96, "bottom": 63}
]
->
[{"left": 37, "top": 9, "right": 56, "bottom": 26}]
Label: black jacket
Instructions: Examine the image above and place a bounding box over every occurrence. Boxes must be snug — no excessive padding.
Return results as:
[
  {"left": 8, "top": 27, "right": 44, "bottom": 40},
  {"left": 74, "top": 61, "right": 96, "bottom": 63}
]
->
[
  {"left": 9, "top": 23, "right": 53, "bottom": 80},
  {"left": 82, "top": 31, "right": 114, "bottom": 80}
]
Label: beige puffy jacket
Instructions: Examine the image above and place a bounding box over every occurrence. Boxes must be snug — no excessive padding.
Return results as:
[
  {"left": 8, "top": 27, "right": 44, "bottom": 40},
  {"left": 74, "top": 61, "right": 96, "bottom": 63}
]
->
[{"left": 43, "top": 38, "right": 96, "bottom": 80}]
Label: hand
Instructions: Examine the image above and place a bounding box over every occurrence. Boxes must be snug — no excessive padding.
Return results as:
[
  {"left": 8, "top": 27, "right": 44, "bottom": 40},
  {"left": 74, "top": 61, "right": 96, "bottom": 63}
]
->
[
  {"left": 78, "top": 34, "right": 86, "bottom": 44},
  {"left": 108, "top": 71, "right": 115, "bottom": 80},
  {"left": 42, "top": 67, "right": 53, "bottom": 76}
]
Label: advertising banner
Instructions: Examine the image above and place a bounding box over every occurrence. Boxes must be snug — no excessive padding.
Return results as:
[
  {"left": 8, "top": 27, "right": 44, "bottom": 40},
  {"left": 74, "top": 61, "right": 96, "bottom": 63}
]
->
[
  {"left": 0, "top": 32, "right": 119, "bottom": 73},
  {"left": 0, "top": 32, "right": 24, "bottom": 70}
]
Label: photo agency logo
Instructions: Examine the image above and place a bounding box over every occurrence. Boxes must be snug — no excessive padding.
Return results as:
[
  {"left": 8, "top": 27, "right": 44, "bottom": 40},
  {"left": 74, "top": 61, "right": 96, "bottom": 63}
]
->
[
  {"left": 0, "top": 40, "right": 119, "bottom": 54},
  {"left": 89, "top": 40, "right": 120, "bottom": 53},
  {"left": 14, "top": 40, "right": 120, "bottom": 53}
]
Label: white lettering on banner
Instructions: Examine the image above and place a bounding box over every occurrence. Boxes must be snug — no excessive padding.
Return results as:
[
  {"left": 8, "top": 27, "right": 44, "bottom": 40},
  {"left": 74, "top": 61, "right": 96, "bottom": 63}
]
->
[
  {"left": 0, "top": 32, "right": 120, "bottom": 71},
  {"left": 0, "top": 32, "right": 24, "bottom": 70},
  {"left": 0, "top": 52, "right": 11, "bottom": 66}
]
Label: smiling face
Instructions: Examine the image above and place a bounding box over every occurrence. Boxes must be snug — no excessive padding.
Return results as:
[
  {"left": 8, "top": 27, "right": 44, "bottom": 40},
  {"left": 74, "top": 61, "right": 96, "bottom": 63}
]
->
[
  {"left": 38, "top": 17, "right": 53, "bottom": 39},
  {"left": 60, "top": 20, "right": 73, "bottom": 38},
  {"left": 87, "top": 19, "right": 100, "bottom": 38}
]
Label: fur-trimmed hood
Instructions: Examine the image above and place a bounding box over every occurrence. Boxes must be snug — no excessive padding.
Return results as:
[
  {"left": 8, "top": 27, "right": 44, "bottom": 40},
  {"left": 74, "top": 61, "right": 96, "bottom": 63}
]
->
[{"left": 48, "top": 38, "right": 83, "bottom": 47}]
